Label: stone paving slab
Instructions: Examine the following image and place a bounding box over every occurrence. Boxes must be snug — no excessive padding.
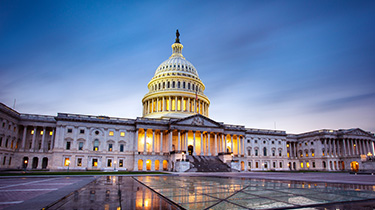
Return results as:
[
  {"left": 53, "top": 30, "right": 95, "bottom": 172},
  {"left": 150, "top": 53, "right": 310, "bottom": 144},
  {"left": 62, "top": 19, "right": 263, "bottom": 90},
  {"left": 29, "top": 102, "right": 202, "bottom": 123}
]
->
[{"left": 0, "top": 176, "right": 96, "bottom": 210}]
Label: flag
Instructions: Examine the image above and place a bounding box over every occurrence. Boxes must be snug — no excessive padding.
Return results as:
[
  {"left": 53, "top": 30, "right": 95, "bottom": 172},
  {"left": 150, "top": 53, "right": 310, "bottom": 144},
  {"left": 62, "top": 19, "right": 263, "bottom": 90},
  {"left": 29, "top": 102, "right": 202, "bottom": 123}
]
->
[{"left": 195, "top": 89, "right": 198, "bottom": 101}]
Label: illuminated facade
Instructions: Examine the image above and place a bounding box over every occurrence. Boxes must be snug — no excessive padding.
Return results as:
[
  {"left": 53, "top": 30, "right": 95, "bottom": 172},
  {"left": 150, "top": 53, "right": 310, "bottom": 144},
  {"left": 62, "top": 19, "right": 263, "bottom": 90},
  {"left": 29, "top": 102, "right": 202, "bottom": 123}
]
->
[{"left": 0, "top": 32, "right": 374, "bottom": 172}]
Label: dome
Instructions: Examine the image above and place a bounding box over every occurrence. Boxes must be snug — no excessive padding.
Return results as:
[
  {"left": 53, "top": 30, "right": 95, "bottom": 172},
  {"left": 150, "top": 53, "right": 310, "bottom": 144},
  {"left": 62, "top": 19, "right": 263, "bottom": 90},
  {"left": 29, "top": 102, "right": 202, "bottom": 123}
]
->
[{"left": 142, "top": 30, "right": 210, "bottom": 119}]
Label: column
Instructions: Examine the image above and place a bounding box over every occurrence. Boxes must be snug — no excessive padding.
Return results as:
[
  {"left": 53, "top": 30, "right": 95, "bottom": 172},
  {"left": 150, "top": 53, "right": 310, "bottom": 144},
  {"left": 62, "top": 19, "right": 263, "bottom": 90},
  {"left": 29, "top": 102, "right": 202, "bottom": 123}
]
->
[
  {"left": 214, "top": 133, "right": 217, "bottom": 156},
  {"left": 187, "top": 98, "right": 191, "bottom": 112},
  {"left": 178, "top": 131, "right": 181, "bottom": 151},
  {"left": 169, "top": 131, "right": 173, "bottom": 152},
  {"left": 366, "top": 140, "right": 371, "bottom": 155},
  {"left": 175, "top": 96, "right": 178, "bottom": 111},
  {"left": 193, "top": 131, "right": 196, "bottom": 155},
  {"left": 200, "top": 132, "right": 204, "bottom": 155},
  {"left": 156, "top": 98, "right": 159, "bottom": 112},
  {"left": 143, "top": 129, "right": 147, "bottom": 153},
  {"left": 50, "top": 128, "right": 55, "bottom": 150},
  {"left": 22, "top": 126, "right": 27, "bottom": 151},
  {"left": 162, "top": 97, "right": 165, "bottom": 111},
  {"left": 41, "top": 127, "right": 46, "bottom": 151},
  {"left": 31, "top": 127, "right": 37, "bottom": 151},
  {"left": 135, "top": 129, "right": 139, "bottom": 152},
  {"left": 333, "top": 139, "right": 336, "bottom": 157},
  {"left": 235, "top": 135, "right": 239, "bottom": 155},
  {"left": 207, "top": 132, "right": 211, "bottom": 156},
  {"left": 355, "top": 139, "right": 359, "bottom": 155},
  {"left": 169, "top": 96, "right": 171, "bottom": 111},
  {"left": 152, "top": 130, "right": 155, "bottom": 154},
  {"left": 371, "top": 140, "right": 375, "bottom": 156},
  {"left": 185, "top": 131, "right": 188, "bottom": 153},
  {"left": 160, "top": 131, "right": 163, "bottom": 154},
  {"left": 224, "top": 134, "right": 227, "bottom": 153},
  {"left": 342, "top": 139, "right": 347, "bottom": 157},
  {"left": 242, "top": 136, "right": 245, "bottom": 156},
  {"left": 231, "top": 135, "right": 234, "bottom": 153}
]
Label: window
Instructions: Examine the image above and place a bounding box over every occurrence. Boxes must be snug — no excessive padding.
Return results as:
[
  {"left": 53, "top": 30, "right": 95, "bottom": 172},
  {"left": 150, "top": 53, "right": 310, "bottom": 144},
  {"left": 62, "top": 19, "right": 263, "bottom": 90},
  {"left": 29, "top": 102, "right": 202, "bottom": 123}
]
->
[
  {"left": 67, "top": 128, "right": 72, "bottom": 133},
  {"left": 120, "top": 132, "right": 125, "bottom": 137},
  {"left": 248, "top": 162, "right": 251, "bottom": 168},
  {"left": 311, "top": 142, "right": 314, "bottom": 145},
  {"left": 247, "top": 149, "right": 251, "bottom": 156},
  {"left": 3, "top": 157, "right": 6, "bottom": 165},
  {"left": 119, "top": 159, "right": 123, "bottom": 167},
  {"left": 40, "top": 131, "right": 44, "bottom": 135},
  {"left": 77, "top": 158, "right": 82, "bottom": 166},
  {"left": 255, "top": 140, "right": 258, "bottom": 143},
  {"left": 279, "top": 150, "right": 282, "bottom": 157},
  {"left": 64, "top": 158, "right": 70, "bottom": 166},
  {"left": 78, "top": 142, "right": 83, "bottom": 150},
  {"left": 300, "top": 162, "right": 304, "bottom": 168},
  {"left": 49, "top": 131, "right": 53, "bottom": 136},
  {"left": 109, "top": 131, "right": 114, "bottom": 136},
  {"left": 312, "top": 150, "right": 315, "bottom": 157},
  {"left": 31, "top": 130, "right": 34, "bottom": 135},
  {"left": 80, "top": 129, "right": 85, "bottom": 134},
  {"left": 279, "top": 141, "right": 281, "bottom": 145},
  {"left": 273, "top": 162, "right": 276, "bottom": 168},
  {"left": 263, "top": 147, "right": 267, "bottom": 156},
  {"left": 279, "top": 162, "right": 282, "bottom": 168},
  {"left": 272, "top": 141, "right": 274, "bottom": 144},
  {"left": 108, "top": 144, "right": 113, "bottom": 151},
  {"left": 120, "top": 144, "right": 124, "bottom": 152},
  {"left": 287, "top": 144, "right": 289, "bottom": 148},
  {"left": 306, "top": 162, "right": 310, "bottom": 168},
  {"left": 305, "top": 142, "right": 308, "bottom": 146},
  {"left": 247, "top": 140, "right": 250, "bottom": 143},
  {"left": 272, "top": 150, "right": 275, "bottom": 156},
  {"left": 306, "top": 151, "right": 309, "bottom": 157},
  {"left": 92, "top": 159, "right": 98, "bottom": 167},
  {"left": 312, "top": 162, "right": 316, "bottom": 168},
  {"left": 107, "top": 159, "right": 112, "bottom": 167},
  {"left": 93, "top": 139, "right": 99, "bottom": 151},
  {"left": 66, "top": 142, "right": 71, "bottom": 150},
  {"left": 263, "top": 141, "right": 266, "bottom": 144},
  {"left": 95, "top": 130, "right": 99, "bottom": 135},
  {"left": 8, "top": 157, "right": 11, "bottom": 165},
  {"left": 255, "top": 162, "right": 259, "bottom": 168},
  {"left": 255, "top": 149, "right": 258, "bottom": 156}
]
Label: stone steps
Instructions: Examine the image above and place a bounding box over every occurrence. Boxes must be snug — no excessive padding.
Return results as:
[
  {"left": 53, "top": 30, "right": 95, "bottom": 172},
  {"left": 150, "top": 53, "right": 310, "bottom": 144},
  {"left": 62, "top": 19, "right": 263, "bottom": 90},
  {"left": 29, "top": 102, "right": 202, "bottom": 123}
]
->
[{"left": 186, "top": 155, "right": 231, "bottom": 172}]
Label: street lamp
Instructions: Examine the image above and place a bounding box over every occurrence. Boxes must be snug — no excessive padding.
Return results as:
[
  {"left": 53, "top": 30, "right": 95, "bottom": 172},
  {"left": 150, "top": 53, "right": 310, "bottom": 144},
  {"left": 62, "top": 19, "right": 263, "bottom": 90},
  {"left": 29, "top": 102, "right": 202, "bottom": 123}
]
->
[
  {"left": 24, "top": 160, "right": 28, "bottom": 173},
  {"left": 182, "top": 152, "right": 185, "bottom": 161},
  {"left": 231, "top": 153, "right": 234, "bottom": 162},
  {"left": 114, "top": 160, "right": 117, "bottom": 171}
]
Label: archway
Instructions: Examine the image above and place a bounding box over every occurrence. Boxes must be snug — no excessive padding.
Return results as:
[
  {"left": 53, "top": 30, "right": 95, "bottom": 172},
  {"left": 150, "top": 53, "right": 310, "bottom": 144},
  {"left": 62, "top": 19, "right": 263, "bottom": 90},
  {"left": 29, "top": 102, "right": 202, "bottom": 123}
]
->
[
  {"left": 188, "top": 145, "right": 194, "bottom": 155},
  {"left": 323, "top": 161, "right": 326, "bottom": 169},
  {"left": 155, "top": 160, "right": 160, "bottom": 171},
  {"left": 350, "top": 161, "right": 359, "bottom": 172},
  {"left": 163, "top": 160, "right": 168, "bottom": 171},
  {"left": 138, "top": 159, "right": 143, "bottom": 171},
  {"left": 146, "top": 160, "right": 151, "bottom": 171},
  {"left": 42, "top": 157, "right": 48, "bottom": 169},
  {"left": 293, "top": 162, "right": 296, "bottom": 170},
  {"left": 341, "top": 161, "right": 345, "bottom": 170},
  {"left": 32, "top": 157, "right": 38, "bottom": 169},
  {"left": 241, "top": 161, "right": 245, "bottom": 171}
]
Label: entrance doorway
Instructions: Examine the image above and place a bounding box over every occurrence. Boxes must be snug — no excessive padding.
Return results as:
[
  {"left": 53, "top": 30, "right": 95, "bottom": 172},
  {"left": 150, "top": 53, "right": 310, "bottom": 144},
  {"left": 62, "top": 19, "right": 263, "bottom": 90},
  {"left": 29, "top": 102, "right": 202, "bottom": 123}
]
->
[
  {"left": 32, "top": 157, "right": 38, "bottom": 169},
  {"left": 241, "top": 161, "right": 245, "bottom": 171},
  {"left": 350, "top": 161, "right": 359, "bottom": 172},
  {"left": 188, "top": 145, "right": 194, "bottom": 155}
]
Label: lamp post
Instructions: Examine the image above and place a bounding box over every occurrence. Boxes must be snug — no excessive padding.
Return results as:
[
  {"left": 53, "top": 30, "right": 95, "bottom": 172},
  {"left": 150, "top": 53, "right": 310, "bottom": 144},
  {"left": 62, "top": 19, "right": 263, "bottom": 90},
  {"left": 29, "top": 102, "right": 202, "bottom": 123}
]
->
[
  {"left": 24, "top": 160, "right": 28, "bottom": 173},
  {"left": 114, "top": 160, "right": 117, "bottom": 171}
]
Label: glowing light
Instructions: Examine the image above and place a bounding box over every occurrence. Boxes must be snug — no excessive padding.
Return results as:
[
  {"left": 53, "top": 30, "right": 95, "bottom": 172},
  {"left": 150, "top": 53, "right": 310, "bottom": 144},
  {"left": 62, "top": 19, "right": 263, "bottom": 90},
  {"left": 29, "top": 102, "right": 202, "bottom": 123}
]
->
[
  {"left": 31, "top": 130, "right": 34, "bottom": 135},
  {"left": 40, "top": 131, "right": 44, "bottom": 135},
  {"left": 109, "top": 131, "right": 114, "bottom": 136},
  {"left": 120, "top": 132, "right": 125, "bottom": 137},
  {"left": 49, "top": 131, "right": 53, "bottom": 136}
]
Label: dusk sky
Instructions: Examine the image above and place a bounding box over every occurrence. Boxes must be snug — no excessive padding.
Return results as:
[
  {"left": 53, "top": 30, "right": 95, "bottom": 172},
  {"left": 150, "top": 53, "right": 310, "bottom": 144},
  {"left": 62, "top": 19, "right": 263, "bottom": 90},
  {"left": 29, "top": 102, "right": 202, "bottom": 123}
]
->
[{"left": 1, "top": 1, "right": 374, "bottom": 134}]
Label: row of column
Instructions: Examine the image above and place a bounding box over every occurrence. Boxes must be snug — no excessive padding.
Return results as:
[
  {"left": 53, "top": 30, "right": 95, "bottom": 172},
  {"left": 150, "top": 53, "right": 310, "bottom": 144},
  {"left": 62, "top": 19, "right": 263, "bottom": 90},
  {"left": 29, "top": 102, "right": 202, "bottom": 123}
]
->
[
  {"left": 135, "top": 129, "right": 245, "bottom": 156},
  {"left": 143, "top": 96, "right": 209, "bottom": 116},
  {"left": 20, "top": 126, "right": 55, "bottom": 152},
  {"left": 323, "top": 138, "right": 374, "bottom": 157}
]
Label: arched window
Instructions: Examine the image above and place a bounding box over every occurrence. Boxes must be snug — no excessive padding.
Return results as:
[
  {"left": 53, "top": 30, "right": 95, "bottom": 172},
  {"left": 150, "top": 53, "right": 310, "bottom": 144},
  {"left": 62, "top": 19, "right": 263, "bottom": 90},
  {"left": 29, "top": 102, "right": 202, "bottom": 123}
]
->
[
  {"left": 183, "top": 82, "right": 185, "bottom": 89},
  {"left": 158, "top": 83, "right": 160, "bottom": 90},
  {"left": 263, "top": 147, "right": 267, "bottom": 156},
  {"left": 93, "top": 139, "right": 99, "bottom": 151},
  {"left": 177, "top": 81, "right": 180, "bottom": 88},
  {"left": 188, "top": 83, "right": 190, "bottom": 89},
  {"left": 192, "top": 84, "right": 195, "bottom": 91},
  {"left": 163, "top": 82, "right": 165, "bottom": 89},
  {"left": 167, "top": 81, "right": 170, "bottom": 88},
  {"left": 172, "top": 81, "right": 175, "bottom": 88}
]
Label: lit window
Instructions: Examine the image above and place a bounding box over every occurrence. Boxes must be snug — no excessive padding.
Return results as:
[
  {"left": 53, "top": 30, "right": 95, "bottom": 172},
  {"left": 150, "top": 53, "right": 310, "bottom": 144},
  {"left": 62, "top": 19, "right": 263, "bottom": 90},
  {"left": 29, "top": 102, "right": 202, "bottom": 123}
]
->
[
  {"left": 40, "top": 131, "right": 43, "bottom": 135},
  {"left": 109, "top": 131, "right": 114, "bottom": 136},
  {"left": 120, "top": 132, "right": 125, "bottom": 137},
  {"left": 107, "top": 159, "right": 112, "bottom": 167},
  {"left": 255, "top": 162, "right": 259, "bottom": 168},
  {"left": 78, "top": 142, "right": 83, "bottom": 150},
  {"left": 287, "top": 152, "right": 290, "bottom": 158},
  {"left": 64, "top": 158, "right": 70, "bottom": 166},
  {"left": 287, "top": 144, "right": 289, "bottom": 148},
  {"left": 92, "top": 159, "right": 98, "bottom": 167},
  {"left": 108, "top": 144, "right": 113, "bottom": 152},
  {"left": 49, "top": 131, "right": 53, "bottom": 136},
  {"left": 306, "top": 162, "right": 310, "bottom": 168},
  {"left": 31, "top": 130, "right": 34, "bottom": 135},
  {"left": 300, "top": 162, "right": 304, "bottom": 168},
  {"left": 306, "top": 151, "right": 308, "bottom": 157},
  {"left": 93, "top": 139, "right": 99, "bottom": 151},
  {"left": 312, "top": 151, "right": 315, "bottom": 157},
  {"left": 119, "top": 160, "right": 123, "bottom": 167},
  {"left": 77, "top": 158, "right": 82, "bottom": 166}
]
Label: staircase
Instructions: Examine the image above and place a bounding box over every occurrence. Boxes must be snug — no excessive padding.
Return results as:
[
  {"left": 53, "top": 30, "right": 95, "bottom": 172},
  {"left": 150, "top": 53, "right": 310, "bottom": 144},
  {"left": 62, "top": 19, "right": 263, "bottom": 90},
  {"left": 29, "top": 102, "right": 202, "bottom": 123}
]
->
[{"left": 186, "top": 156, "right": 231, "bottom": 172}]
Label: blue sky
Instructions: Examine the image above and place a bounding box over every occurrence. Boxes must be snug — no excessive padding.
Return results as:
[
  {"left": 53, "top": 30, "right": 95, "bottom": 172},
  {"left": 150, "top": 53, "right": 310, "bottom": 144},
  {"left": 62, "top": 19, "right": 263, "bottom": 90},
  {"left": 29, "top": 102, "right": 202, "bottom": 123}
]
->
[{"left": 1, "top": 1, "right": 374, "bottom": 133}]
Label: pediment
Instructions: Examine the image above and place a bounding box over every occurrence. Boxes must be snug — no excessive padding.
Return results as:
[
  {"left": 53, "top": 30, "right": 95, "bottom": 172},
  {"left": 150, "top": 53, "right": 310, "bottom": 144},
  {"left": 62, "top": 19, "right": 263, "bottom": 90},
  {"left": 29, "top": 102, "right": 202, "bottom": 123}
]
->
[
  {"left": 171, "top": 114, "right": 222, "bottom": 128},
  {"left": 342, "top": 128, "right": 374, "bottom": 138}
]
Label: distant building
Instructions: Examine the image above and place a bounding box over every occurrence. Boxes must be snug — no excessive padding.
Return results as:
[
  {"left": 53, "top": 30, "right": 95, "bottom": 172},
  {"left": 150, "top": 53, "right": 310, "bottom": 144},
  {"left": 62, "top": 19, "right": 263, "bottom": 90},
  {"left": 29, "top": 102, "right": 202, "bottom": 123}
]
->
[{"left": 1, "top": 32, "right": 374, "bottom": 172}]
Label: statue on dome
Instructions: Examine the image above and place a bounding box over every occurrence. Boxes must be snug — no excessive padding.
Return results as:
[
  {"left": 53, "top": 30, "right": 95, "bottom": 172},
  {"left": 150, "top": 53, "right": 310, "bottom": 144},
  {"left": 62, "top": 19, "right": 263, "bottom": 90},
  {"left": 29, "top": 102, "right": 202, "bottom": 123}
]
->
[{"left": 175, "top": 29, "right": 180, "bottom": 43}]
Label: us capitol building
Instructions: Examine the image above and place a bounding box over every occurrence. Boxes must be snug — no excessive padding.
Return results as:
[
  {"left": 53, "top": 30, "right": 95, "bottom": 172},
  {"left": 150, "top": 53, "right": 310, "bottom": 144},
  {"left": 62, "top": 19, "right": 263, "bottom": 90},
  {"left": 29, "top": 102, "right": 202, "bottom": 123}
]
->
[{"left": 1, "top": 31, "right": 374, "bottom": 173}]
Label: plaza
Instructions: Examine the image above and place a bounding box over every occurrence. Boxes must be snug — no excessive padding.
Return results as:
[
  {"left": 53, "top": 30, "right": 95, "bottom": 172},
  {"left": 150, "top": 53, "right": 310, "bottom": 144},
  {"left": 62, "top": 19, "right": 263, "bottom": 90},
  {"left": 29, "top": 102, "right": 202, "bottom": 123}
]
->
[{"left": 0, "top": 172, "right": 375, "bottom": 210}]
